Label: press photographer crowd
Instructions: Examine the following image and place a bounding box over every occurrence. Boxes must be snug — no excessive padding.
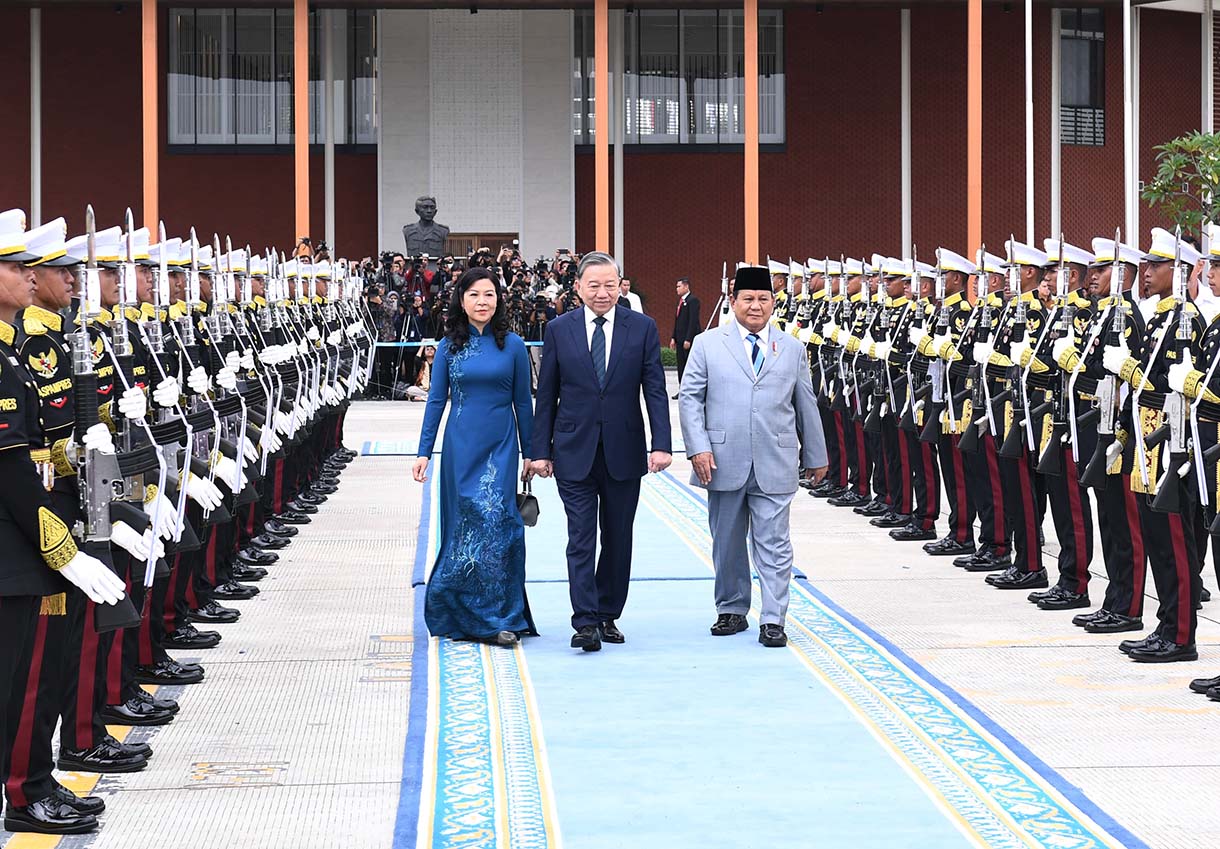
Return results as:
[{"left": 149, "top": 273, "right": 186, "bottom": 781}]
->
[{"left": 357, "top": 245, "right": 647, "bottom": 400}]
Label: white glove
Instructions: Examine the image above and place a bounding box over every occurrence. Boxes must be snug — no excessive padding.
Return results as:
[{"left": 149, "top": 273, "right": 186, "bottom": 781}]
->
[
  {"left": 216, "top": 366, "right": 238, "bottom": 392},
  {"left": 931, "top": 334, "right": 951, "bottom": 355},
  {"left": 186, "top": 474, "right": 223, "bottom": 510},
  {"left": 265, "top": 430, "right": 282, "bottom": 453},
  {"left": 908, "top": 326, "right": 929, "bottom": 349},
  {"left": 1051, "top": 335, "right": 1074, "bottom": 364},
  {"left": 972, "top": 342, "right": 993, "bottom": 365},
  {"left": 240, "top": 350, "right": 255, "bottom": 371},
  {"left": 306, "top": 326, "right": 321, "bottom": 342},
  {"left": 187, "top": 366, "right": 211, "bottom": 396},
  {"left": 1102, "top": 343, "right": 1130, "bottom": 376},
  {"left": 1168, "top": 358, "right": 1194, "bottom": 394},
  {"left": 298, "top": 339, "right": 308, "bottom": 356},
  {"left": 1105, "top": 439, "right": 1124, "bottom": 466},
  {"left": 1010, "top": 334, "right": 1029, "bottom": 365},
  {"left": 274, "top": 410, "right": 292, "bottom": 437},
  {"left": 117, "top": 386, "right": 147, "bottom": 421},
  {"left": 224, "top": 350, "right": 240, "bottom": 372},
  {"left": 346, "top": 322, "right": 362, "bottom": 339},
  {"left": 822, "top": 322, "right": 840, "bottom": 340},
  {"left": 60, "top": 550, "right": 126, "bottom": 605},
  {"left": 243, "top": 435, "right": 259, "bottom": 465},
  {"left": 81, "top": 422, "right": 115, "bottom": 455},
  {"left": 213, "top": 456, "right": 241, "bottom": 491},
  {"left": 153, "top": 377, "right": 180, "bottom": 408},
  {"left": 327, "top": 330, "right": 343, "bottom": 347},
  {"left": 872, "top": 340, "right": 892, "bottom": 361},
  {"left": 144, "top": 490, "right": 178, "bottom": 540},
  {"left": 258, "top": 346, "right": 281, "bottom": 366},
  {"left": 111, "top": 520, "right": 154, "bottom": 561}
]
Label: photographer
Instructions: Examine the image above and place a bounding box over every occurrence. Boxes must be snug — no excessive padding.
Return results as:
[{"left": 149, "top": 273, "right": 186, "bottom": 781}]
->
[
  {"left": 397, "top": 293, "right": 430, "bottom": 386},
  {"left": 368, "top": 287, "right": 399, "bottom": 399}
]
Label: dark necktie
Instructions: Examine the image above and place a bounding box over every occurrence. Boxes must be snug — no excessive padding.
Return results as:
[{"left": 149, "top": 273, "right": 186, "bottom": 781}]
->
[
  {"left": 747, "top": 333, "right": 763, "bottom": 376},
  {"left": 592, "top": 316, "right": 607, "bottom": 388}
]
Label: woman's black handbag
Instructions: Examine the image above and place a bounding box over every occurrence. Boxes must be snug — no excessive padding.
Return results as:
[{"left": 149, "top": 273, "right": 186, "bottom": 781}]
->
[{"left": 517, "top": 479, "right": 540, "bottom": 527}]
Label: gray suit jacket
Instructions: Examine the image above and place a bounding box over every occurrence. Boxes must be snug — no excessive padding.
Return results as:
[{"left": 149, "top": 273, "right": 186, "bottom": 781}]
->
[{"left": 679, "top": 321, "right": 827, "bottom": 494}]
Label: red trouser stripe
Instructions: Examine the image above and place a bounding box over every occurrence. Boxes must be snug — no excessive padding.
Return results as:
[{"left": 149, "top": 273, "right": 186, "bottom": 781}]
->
[
  {"left": 834, "top": 413, "right": 848, "bottom": 487},
  {"left": 898, "top": 433, "right": 912, "bottom": 514},
  {"left": 1017, "top": 452, "right": 1041, "bottom": 573},
  {"left": 205, "top": 527, "right": 219, "bottom": 585},
  {"left": 854, "top": 420, "right": 868, "bottom": 496},
  {"left": 7, "top": 615, "right": 49, "bottom": 806},
  {"left": 951, "top": 436, "right": 969, "bottom": 542},
  {"left": 881, "top": 433, "right": 894, "bottom": 507},
  {"left": 985, "top": 434, "right": 1007, "bottom": 553},
  {"left": 1167, "top": 512, "right": 1192, "bottom": 645},
  {"left": 1064, "top": 454, "right": 1090, "bottom": 592},
  {"left": 920, "top": 442, "right": 937, "bottom": 530},
  {"left": 273, "top": 458, "right": 285, "bottom": 513},
  {"left": 1123, "top": 477, "right": 1146, "bottom": 616},
  {"left": 77, "top": 600, "right": 99, "bottom": 746}
]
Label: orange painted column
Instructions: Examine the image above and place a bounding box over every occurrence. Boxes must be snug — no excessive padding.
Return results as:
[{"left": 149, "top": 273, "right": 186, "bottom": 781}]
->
[
  {"left": 294, "top": 0, "right": 310, "bottom": 242},
  {"left": 967, "top": 0, "right": 982, "bottom": 252},
  {"left": 142, "top": 0, "right": 158, "bottom": 234},
  {"left": 594, "top": 0, "right": 610, "bottom": 252},
  {"left": 744, "top": 0, "right": 759, "bottom": 265}
]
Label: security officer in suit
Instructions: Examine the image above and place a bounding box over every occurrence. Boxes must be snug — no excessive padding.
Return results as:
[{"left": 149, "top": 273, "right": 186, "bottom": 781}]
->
[{"left": 671, "top": 276, "right": 701, "bottom": 394}]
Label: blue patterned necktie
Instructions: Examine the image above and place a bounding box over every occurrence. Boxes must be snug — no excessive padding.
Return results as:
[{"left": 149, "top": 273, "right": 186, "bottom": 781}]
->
[
  {"left": 592, "top": 316, "right": 607, "bottom": 387},
  {"left": 747, "top": 333, "right": 763, "bottom": 376}
]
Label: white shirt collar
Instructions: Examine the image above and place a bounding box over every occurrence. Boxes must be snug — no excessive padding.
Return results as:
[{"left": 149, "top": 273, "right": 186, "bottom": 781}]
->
[
  {"left": 585, "top": 304, "right": 616, "bottom": 326},
  {"left": 736, "top": 320, "right": 769, "bottom": 345}
]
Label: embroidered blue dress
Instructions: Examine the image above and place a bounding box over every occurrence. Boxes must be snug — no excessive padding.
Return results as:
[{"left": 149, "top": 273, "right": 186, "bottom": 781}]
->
[{"left": 418, "top": 327, "right": 536, "bottom": 639}]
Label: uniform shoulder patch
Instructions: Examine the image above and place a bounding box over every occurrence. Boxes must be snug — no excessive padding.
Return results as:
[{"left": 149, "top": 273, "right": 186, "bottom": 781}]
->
[{"left": 38, "top": 505, "right": 76, "bottom": 570}]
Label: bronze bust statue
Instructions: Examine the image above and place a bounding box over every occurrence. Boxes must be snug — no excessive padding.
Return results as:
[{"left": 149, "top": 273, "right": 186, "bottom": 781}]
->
[{"left": 402, "top": 196, "right": 450, "bottom": 257}]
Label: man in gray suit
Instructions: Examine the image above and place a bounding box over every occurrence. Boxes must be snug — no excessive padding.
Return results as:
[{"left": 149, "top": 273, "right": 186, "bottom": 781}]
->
[{"left": 678, "top": 265, "right": 828, "bottom": 647}]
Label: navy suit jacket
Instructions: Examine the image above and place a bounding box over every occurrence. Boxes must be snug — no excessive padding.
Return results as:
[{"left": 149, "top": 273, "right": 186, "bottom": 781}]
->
[{"left": 531, "top": 307, "right": 672, "bottom": 481}]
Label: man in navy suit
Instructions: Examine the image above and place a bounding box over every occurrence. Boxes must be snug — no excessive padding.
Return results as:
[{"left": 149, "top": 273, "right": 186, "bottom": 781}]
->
[{"left": 530, "top": 252, "right": 673, "bottom": 652}]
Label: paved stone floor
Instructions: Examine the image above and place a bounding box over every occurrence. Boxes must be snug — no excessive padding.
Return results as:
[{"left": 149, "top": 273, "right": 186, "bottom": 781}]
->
[{"left": 2, "top": 375, "right": 1218, "bottom": 849}]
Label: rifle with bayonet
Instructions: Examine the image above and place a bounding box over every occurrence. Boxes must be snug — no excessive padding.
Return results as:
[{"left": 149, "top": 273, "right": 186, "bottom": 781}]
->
[
  {"left": 1079, "top": 228, "right": 1127, "bottom": 488},
  {"left": 1036, "top": 234, "right": 1073, "bottom": 475}
]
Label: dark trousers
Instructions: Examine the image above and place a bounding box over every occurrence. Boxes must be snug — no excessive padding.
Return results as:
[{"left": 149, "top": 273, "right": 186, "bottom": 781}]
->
[
  {"left": 905, "top": 430, "right": 939, "bottom": 531},
  {"left": 1138, "top": 468, "right": 1201, "bottom": 645},
  {"left": 1000, "top": 443, "right": 1043, "bottom": 574},
  {"left": 676, "top": 343, "right": 690, "bottom": 381},
  {"left": 937, "top": 432, "right": 974, "bottom": 544},
  {"left": 555, "top": 444, "right": 641, "bottom": 630},
  {"left": 1096, "top": 473, "right": 1147, "bottom": 617},
  {"left": 1044, "top": 451, "right": 1094, "bottom": 594},
  {"left": 823, "top": 405, "right": 845, "bottom": 489},
  {"left": 847, "top": 418, "right": 870, "bottom": 497},
  {"left": 884, "top": 416, "right": 912, "bottom": 516},
  {"left": 3, "top": 599, "right": 62, "bottom": 807},
  {"left": 60, "top": 590, "right": 110, "bottom": 753},
  {"left": 0, "top": 596, "right": 41, "bottom": 807},
  {"left": 965, "top": 431, "right": 1009, "bottom": 556}
]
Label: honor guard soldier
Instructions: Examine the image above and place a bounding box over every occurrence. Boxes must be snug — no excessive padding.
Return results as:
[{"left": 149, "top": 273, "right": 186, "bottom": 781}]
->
[
  {"left": 810, "top": 261, "right": 849, "bottom": 498},
  {"left": 1100, "top": 227, "right": 1204, "bottom": 662}
]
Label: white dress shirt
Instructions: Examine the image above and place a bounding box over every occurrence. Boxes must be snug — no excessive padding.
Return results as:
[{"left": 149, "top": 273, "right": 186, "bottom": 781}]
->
[
  {"left": 622, "top": 291, "right": 643, "bottom": 313},
  {"left": 584, "top": 305, "right": 616, "bottom": 373},
  {"left": 737, "top": 320, "right": 769, "bottom": 380}
]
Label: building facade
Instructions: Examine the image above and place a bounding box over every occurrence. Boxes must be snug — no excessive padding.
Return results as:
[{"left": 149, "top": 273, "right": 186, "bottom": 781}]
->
[{"left": 0, "top": 1, "right": 1212, "bottom": 312}]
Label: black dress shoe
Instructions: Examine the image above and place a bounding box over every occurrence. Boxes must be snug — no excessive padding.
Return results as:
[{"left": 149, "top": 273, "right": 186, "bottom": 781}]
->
[
  {"left": 132, "top": 686, "right": 180, "bottom": 714},
  {"left": 102, "top": 733, "right": 152, "bottom": 759},
  {"left": 890, "top": 525, "right": 937, "bottom": 542},
  {"left": 165, "top": 624, "right": 222, "bottom": 649},
  {"left": 232, "top": 562, "right": 268, "bottom": 582},
  {"left": 858, "top": 499, "right": 890, "bottom": 517},
  {"left": 213, "top": 580, "right": 259, "bottom": 600},
  {"left": 1038, "top": 589, "right": 1090, "bottom": 611},
  {"left": 311, "top": 482, "right": 339, "bottom": 495},
  {"left": 571, "top": 625, "right": 602, "bottom": 652},
  {"left": 828, "top": 491, "right": 869, "bottom": 508},
  {"left": 923, "top": 537, "right": 975, "bottom": 557},
  {"left": 249, "top": 533, "right": 289, "bottom": 551},
  {"left": 1072, "top": 608, "right": 1109, "bottom": 627},
  {"left": 136, "top": 659, "right": 205, "bottom": 685},
  {"left": 275, "top": 510, "right": 312, "bottom": 525},
  {"left": 3, "top": 795, "right": 97, "bottom": 835},
  {"left": 286, "top": 500, "right": 319, "bottom": 514},
  {"left": 1203, "top": 587, "right": 1212, "bottom": 603},
  {"left": 600, "top": 621, "right": 625, "bottom": 643},
  {"left": 810, "top": 484, "right": 845, "bottom": 500},
  {"left": 989, "top": 569, "right": 1048, "bottom": 590},
  {"left": 58, "top": 738, "right": 150, "bottom": 772},
  {"left": 758, "top": 623, "right": 788, "bottom": 647},
  {"left": 710, "top": 613, "right": 749, "bottom": 636},
  {"left": 1119, "top": 634, "right": 1156, "bottom": 655},
  {"left": 99, "top": 698, "right": 175, "bottom": 727},
  {"left": 296, "top": 492, "right": 327, "bottom": 506},
  {"left": 962, "top": 551, "right": 1013, "bottom": 572},
  {"left": 1188, "top": 673, "right": 1220, "bottom": 694},
  {"left": 853, "top": 497, "right": 882, "bottom": 515},
  {"left": 188, "top": 600, "right": 241, "bottom": 623},
  {"left": 1208, "top": 686, "right": 1220, "bottom": 702},
  {"left": 870, "top": 512, "right": 911, "bottom": 529},
  {"left": 52, "top": 783, "right": 104, "bottom": 816},
  {"left": 1128, "top": 634, "right": 1198, "bottom": 663},
  {"left": 264, "top": 520, "right": 299, "bottom": 537},
  {"left": 238, "top": 547, "right": 278, "bottom": 566}
]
